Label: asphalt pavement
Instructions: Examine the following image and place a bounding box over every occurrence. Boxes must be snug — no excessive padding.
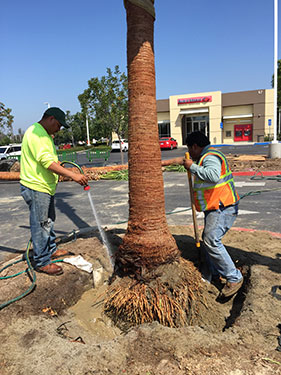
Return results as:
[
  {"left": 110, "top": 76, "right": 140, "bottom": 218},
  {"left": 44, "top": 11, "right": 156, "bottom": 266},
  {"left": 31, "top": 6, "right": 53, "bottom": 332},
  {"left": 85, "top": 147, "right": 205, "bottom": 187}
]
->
[
  {"left": 1, "top": 169, "right": 280, "bottom": 264},
  {"left": 76, "top": 144, "right": 270, "bottom": 167}
]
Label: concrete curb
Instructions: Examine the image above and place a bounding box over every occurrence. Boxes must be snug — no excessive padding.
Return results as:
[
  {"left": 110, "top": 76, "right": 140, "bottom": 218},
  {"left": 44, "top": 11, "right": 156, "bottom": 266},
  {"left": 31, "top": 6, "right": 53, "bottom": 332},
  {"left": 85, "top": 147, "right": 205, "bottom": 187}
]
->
[
  {"left": 186, "top": 224, "right": 281, "bottom": 238},
  {"left": 232, "top": 171, "right": 281, "bottom": 176}
]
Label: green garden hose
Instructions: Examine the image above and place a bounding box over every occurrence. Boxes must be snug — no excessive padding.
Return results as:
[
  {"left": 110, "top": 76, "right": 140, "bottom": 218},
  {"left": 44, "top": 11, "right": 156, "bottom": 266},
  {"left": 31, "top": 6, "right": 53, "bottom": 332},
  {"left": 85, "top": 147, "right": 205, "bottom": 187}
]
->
[
  {"left": 0, "top": 240, "right": 64, "bottom": 310},
  {"left": 60, "top": 160, "right": 84, "bottom": 174},
  {"left": 0, "top": 239, "right": 35, "bottom": 310}
]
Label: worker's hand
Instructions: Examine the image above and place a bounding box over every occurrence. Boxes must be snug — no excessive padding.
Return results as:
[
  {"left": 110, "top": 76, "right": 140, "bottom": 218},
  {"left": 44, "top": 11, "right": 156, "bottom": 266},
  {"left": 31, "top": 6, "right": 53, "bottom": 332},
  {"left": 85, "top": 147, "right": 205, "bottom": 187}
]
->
[
  {"left": 72, "top": 173, "right": 89, "bottom": 186},
  {"left": 183, "top": 159, "right": 193, "bottom": 170}
]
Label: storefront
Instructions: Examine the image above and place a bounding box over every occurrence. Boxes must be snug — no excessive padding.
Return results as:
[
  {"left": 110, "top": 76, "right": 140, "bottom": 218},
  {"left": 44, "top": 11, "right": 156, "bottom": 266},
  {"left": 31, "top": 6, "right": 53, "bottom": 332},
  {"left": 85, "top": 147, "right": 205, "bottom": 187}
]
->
[{"left": 157, "top": 89, "right": 274, "bottom": 146}]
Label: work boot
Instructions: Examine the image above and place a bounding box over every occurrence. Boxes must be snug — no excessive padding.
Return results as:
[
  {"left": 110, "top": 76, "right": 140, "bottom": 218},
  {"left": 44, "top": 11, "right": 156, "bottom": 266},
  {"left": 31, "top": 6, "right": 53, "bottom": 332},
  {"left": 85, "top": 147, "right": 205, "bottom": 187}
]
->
[
  {"left": 51, "top": 248, "right": 70, "bottom": 259},
  {"left": 36, "top": 263, "right": 63, "bottom": 276},
  {"left": 220, "top": 277, "right": 244, "bottom": 298}
]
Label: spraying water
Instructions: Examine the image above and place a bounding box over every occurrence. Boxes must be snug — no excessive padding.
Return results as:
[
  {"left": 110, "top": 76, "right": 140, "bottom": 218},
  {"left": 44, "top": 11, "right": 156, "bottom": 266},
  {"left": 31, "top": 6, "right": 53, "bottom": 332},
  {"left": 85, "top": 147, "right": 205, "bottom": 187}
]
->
[
  {"left": 86, "top": 190, "right": 115, "bottom": 269},
  {"left": 59, "top": 161, "right": 115, "bottom": 270}
]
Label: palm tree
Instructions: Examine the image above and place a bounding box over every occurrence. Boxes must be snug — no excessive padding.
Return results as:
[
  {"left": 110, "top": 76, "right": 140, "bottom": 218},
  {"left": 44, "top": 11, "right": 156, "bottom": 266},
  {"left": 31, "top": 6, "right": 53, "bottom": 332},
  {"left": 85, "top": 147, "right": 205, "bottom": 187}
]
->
[
  {"left": 105, "top": 1, "right": 202, "bottom": 328},
  {"left": 116, "top": 0, "right": 180, "bottom": 271}
]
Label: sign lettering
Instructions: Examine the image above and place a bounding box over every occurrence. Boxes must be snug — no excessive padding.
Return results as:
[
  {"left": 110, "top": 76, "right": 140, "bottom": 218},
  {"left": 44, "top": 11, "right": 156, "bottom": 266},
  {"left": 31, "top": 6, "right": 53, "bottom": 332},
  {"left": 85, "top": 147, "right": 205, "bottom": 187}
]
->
[{"left": 178, "top": 96, "right": 212, "bottom": 105}]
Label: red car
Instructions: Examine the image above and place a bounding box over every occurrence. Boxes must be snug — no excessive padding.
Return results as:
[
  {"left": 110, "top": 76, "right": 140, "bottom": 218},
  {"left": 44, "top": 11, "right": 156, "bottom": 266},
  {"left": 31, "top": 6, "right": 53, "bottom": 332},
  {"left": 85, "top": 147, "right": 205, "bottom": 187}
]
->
[{"left": 159, "top": 137, "right": 178, "bottom": 150}]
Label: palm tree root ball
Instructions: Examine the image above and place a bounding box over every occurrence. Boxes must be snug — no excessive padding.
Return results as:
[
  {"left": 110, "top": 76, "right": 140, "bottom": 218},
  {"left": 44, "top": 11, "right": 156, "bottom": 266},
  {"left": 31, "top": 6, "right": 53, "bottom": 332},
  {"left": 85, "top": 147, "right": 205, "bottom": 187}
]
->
[{"left": 104, "top": 258, "right": 203, "bottom": 329}]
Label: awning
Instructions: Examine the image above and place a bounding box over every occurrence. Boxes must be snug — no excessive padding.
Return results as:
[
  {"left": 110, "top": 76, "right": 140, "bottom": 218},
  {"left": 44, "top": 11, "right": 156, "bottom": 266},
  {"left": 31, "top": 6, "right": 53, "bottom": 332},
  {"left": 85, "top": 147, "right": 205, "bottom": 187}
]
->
[
  {"left": 223, "top": 114, "right": 253, "bottom": 119},
  {"left": 180, "top": 108, "right": 209, "bottom": 115}
]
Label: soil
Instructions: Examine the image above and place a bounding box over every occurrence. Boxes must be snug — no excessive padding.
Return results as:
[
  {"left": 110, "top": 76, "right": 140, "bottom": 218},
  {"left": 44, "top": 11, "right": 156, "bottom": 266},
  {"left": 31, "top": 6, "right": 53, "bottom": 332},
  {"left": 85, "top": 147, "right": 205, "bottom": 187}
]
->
[
  {"left": 1, "top": 225, "right": 281, "bottom": 375},
  {"left": 226, "top": 155, "right": 281, "bottom": 173}
]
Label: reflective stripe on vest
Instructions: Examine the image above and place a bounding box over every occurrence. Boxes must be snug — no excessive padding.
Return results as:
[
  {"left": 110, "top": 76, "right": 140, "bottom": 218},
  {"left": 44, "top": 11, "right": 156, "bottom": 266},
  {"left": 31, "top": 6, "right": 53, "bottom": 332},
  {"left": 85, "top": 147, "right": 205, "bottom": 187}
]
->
[{"left": 193, "top": 148, "right": 239, "bottom": 211}]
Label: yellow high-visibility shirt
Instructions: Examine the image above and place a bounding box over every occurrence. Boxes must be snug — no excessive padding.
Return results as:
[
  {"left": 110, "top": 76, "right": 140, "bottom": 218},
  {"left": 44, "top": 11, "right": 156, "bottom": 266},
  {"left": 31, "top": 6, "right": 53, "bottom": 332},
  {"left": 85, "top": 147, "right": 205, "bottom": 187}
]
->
[{"left": 20, "top": 122, "right": 59, "bottom": 195}]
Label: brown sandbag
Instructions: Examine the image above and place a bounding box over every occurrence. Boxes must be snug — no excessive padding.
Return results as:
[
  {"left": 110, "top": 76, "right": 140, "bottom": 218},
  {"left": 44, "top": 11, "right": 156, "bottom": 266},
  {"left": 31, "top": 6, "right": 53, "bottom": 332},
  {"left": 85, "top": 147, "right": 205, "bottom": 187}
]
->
[
  {"left": 0, "top": 165, "right": 128, "bottom": 181},
  {"left": 0, "top": 172, "right": 20, "bottom": 180}
]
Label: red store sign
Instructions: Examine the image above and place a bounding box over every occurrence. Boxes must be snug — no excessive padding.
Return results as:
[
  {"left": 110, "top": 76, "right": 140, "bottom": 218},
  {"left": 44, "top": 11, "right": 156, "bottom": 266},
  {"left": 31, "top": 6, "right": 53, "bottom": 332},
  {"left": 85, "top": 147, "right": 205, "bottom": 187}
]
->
[{"left": 178, "top": 96, "right": 212, "bottom": 105}]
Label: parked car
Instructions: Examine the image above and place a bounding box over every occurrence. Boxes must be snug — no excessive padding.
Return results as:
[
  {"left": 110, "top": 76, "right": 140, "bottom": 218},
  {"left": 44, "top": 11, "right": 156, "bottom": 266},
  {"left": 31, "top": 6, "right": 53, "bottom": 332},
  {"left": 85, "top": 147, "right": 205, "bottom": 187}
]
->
[
  {"left": 0, "top": 144, "right": 22, "bottom": 160},
  {"left": 111, "top": 139, "right": 129, "bottom": 152},
  {"left": 62, "top": 143, "right": 71, "bottom": 149},
  {"left": 159, "top": 137, "right": 178, "bottom": 150}
]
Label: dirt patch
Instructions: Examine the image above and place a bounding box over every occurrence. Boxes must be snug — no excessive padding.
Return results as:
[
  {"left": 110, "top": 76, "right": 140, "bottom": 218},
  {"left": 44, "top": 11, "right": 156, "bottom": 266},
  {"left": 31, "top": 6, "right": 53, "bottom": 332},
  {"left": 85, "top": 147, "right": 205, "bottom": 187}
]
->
[
  {"left": 1, "top": 225, "right": 281, "bottom": 374},
  {"left": 227, "top": 154, "right": 281, "bottom": 172}
]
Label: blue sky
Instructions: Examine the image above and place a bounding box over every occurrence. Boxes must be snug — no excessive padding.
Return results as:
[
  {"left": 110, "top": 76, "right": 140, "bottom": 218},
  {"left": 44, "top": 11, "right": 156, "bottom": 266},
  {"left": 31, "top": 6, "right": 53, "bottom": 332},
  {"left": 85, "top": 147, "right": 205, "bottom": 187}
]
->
[{"left": 1, "top": 0, "right": 280, "bottom": 132}]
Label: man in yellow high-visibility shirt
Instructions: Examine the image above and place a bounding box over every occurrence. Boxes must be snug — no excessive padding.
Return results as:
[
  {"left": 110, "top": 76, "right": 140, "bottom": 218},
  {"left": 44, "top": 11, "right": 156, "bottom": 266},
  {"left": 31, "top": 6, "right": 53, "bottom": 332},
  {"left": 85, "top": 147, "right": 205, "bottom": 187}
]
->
[{"left": 20, "top": 107, "right": 88, "bottom": 275}]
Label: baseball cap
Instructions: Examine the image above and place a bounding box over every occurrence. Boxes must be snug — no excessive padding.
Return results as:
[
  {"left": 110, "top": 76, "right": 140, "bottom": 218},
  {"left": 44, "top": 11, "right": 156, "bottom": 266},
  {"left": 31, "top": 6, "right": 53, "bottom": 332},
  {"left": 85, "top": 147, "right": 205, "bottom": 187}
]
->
[{"left": 44, "top": 107, "right": 69, "bottom": 128}]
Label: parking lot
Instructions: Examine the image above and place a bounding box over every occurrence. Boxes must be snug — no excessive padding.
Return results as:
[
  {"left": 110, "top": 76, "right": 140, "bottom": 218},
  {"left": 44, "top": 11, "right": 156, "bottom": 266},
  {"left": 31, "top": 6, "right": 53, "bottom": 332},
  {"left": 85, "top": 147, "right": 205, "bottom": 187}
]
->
[
  {"left": 76, "top": 143, "right": 270, "bottom": 167},
  {"left": 1, "top": 167, "right": 280, "bottom": 263}
]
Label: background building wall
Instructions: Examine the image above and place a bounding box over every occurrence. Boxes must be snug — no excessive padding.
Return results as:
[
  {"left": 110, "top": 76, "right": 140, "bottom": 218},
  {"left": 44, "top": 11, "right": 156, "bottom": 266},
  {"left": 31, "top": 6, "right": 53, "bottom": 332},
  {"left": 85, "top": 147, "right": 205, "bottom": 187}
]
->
[
  {"left": 169, "top": 91, "right": 221, "bottom": 146},
  {"left": 156, "top": 89, "right": 274, "bottom": 145},
  {"left": 265, "top": 89, "right": 274, "bottom": 139}
]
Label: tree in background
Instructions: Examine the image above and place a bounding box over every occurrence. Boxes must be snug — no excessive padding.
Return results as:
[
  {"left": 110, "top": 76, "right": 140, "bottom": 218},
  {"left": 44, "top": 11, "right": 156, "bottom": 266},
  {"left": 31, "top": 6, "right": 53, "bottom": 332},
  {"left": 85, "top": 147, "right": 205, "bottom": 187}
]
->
[
  {"left": 0, "top": 102, "right": 14, "bottom": 145},
  {"left": 54, "top": 111, "right": 87, "bottom": 146},
  {"left": 13, "top": 128, "right": 24, "bottom": 144},
  {"left": 78, "top": 65, "right": 128, "bottom": 161},
  {"left": 104, "top": 0, "right": 202, "bottom": 328}
]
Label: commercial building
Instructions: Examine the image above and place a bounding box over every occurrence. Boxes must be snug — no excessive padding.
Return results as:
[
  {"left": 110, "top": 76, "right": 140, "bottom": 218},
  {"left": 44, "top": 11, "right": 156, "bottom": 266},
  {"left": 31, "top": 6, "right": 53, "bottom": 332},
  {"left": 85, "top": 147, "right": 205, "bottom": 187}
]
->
[{"left": 157, "top": 89, "right": 275, "bottom": 146}]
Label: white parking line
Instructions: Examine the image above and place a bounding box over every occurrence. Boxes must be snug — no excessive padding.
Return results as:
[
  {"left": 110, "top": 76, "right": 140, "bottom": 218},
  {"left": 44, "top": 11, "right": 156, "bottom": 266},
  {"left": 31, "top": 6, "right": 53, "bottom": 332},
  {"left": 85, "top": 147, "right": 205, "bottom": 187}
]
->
[
  {"left": 235, "top": 182, "right": 266, "bottom": 187},
  {"left": 170, "top": 207, "right": 259, "bottom": 218}
]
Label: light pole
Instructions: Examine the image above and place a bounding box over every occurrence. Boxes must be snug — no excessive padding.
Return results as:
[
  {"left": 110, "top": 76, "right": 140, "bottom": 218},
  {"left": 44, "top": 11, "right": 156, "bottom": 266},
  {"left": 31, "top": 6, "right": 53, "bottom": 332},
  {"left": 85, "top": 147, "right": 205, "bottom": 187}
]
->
[
  {"left": 44, "top": 102, "right": 50, "bottom": 109},
  {"left": 273, "top": 0, "right": 278, "bottom": 142},
  {"left": 85, "top": 113, "right": 91, "bottom": 146},
  {"left": 269, "top": 0, "right": 281, "bottom": 157}
]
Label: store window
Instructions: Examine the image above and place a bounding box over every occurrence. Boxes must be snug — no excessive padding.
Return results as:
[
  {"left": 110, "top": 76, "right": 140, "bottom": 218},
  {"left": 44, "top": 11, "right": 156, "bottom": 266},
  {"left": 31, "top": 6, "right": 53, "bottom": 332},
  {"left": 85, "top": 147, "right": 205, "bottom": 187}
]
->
[
  {"left": 158, "top": 121, "right": 170, "bottom": 137},
  {"left": 226, "top": 131, "right": 231, "bottom": 137}
]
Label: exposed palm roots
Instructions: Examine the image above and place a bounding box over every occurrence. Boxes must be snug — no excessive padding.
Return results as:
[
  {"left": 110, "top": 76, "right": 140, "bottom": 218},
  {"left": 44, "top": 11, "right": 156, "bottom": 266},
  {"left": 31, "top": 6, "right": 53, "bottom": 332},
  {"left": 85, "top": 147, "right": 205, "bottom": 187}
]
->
[{"left": 104, "top": 258, "right": 203, "bottom": 329}]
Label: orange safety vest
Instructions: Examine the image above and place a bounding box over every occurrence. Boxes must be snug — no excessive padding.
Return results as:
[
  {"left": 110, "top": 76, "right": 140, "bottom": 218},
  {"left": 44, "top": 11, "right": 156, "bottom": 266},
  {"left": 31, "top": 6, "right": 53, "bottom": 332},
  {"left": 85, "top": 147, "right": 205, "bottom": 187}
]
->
[{"left": 193, "top": 148, "right": 239, "bottom": 212}]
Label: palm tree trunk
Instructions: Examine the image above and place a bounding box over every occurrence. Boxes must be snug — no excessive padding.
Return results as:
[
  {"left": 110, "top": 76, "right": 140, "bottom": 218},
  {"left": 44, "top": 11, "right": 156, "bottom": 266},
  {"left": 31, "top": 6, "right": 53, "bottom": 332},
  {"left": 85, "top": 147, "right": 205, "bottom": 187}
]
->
[{"left": 118, "top": 0, "right": 180, "bottom": 271}]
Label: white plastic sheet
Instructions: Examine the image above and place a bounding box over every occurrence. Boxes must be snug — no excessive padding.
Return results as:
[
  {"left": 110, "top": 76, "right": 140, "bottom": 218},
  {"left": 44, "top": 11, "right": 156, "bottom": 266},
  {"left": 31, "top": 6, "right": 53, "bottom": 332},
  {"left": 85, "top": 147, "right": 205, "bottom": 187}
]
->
[{"left": 63, "top": 255, "right": 93, "bottom": 273}]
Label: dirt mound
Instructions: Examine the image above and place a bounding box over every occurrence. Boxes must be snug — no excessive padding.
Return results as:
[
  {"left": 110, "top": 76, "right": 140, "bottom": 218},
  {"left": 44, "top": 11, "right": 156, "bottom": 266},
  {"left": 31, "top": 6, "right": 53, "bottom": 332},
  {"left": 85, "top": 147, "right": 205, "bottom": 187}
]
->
[{"left": 1, "top": 226, "right": 281, "bottom": 374}]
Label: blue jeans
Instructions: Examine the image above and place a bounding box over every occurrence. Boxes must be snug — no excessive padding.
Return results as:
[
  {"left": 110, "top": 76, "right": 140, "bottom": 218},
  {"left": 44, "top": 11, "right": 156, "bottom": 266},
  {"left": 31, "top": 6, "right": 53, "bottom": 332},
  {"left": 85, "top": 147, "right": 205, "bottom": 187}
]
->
[
  {"left": 20, "top": 184, "right": 57, "bottom": 268},
  {"left": 201, "top": 203, "right": 242, "bottom": 283}
]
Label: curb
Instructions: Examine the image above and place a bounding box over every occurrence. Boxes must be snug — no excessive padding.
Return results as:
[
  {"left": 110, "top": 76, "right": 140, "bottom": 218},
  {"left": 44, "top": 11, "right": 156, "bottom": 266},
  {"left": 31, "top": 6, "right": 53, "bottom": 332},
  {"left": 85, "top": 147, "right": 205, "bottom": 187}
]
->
[
  {"left": 232, "top": 171, "right": 281, "bottom": 176},
  {"left": 230, "top": 227, "right": 281, "bottom": 239},
  {"left": 186, "top": 224, "right": 281, "bottom": 238}
]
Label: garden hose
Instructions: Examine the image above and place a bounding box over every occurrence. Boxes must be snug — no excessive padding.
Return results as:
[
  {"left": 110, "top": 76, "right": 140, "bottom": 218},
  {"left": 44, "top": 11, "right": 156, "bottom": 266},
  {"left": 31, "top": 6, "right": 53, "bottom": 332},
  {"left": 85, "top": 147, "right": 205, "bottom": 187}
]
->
[
  {"left": 0, "top": 240, "right": 64, "bottom": 310},
  {"left": 0, "top": 239, "right": 35, "bottom": 310},
  {"left": 239, "top": 172, "right": 281, "bottom": 199},
  {"left": 60, "top": 160, "right": 84, "bottom": 174},
  {"left": 60, "top": 160, "right": 90, "bottom": 191}
]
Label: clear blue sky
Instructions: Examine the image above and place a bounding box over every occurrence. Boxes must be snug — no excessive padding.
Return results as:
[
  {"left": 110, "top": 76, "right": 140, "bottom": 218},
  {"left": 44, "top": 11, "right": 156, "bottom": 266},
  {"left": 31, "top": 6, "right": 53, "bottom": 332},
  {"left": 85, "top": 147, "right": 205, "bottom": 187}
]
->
[{"left": 1, "top": 0, "right": 280, "bottom": 132}]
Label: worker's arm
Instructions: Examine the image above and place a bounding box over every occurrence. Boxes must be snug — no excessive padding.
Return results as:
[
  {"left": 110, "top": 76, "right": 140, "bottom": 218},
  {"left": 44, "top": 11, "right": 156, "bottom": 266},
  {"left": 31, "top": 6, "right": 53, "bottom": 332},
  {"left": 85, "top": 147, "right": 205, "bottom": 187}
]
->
[
  {"left": 187, "top": 155, "right": 222, "bottom": 183},
  {"left": 48, "top": 162, "right": 88, "bottom": 186}
]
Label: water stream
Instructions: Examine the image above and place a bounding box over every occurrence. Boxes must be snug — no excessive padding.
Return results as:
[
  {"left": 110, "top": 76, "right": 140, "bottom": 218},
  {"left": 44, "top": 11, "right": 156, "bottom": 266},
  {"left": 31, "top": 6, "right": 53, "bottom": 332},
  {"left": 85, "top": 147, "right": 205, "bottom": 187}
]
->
[{"left": 86, "top": 190, "right": 115, "bottom": 269}]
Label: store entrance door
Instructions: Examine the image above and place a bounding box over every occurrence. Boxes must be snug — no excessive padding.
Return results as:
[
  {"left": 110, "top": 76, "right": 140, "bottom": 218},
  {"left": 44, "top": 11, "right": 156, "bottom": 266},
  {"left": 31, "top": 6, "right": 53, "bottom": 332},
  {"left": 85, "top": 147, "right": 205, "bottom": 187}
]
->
[
  {"left": 192, "top": 120, "right": 208, "bottom": 136},
  {"left": 182, "top": 115, "right": 209, "bottom": 144}
]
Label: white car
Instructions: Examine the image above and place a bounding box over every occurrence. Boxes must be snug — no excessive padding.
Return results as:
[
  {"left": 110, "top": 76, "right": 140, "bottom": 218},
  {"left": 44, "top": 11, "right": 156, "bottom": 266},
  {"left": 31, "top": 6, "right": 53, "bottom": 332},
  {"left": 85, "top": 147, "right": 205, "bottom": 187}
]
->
[
  {"left": 0, "top": 144, "right": 22, "bottom": 160},
  {"left": 111, "top": 139, "right": 129, "bottom": 152}
]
